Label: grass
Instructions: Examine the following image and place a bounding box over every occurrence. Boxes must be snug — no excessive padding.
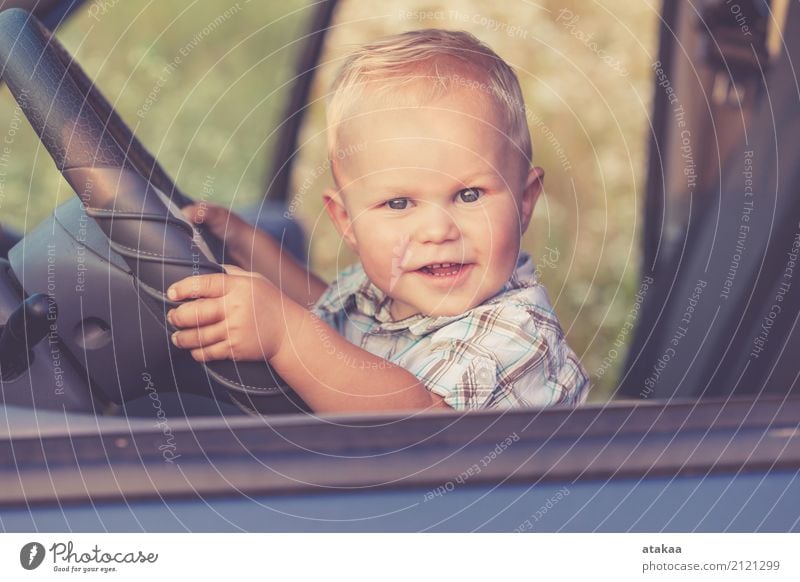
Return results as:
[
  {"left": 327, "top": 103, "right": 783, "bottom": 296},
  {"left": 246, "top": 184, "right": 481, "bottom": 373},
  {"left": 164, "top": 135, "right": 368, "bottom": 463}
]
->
[{"left": 0, "top": 0, "right": 659, "bottom": 401}]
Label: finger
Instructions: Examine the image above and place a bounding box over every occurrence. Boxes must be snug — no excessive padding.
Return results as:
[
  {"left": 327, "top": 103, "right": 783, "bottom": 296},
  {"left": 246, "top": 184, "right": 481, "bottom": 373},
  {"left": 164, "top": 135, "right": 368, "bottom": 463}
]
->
[
  {"left": 180, "top": 204, "right": 201, "bottom": 223},
  {"left": 168, "top": 273, "right": 228, "bottom": 301},
  {"left": 182, "top": 202, "right": 226, "bottom": 223},
  {"left": 169, "top": 298, "right": 224, "bottom": 328},
  {"left": 221, "top": 264, "right": 263, "bottom": 278},
  {"left": 171, "top": 321, "right": 229, "bottom": 349},
  {"left": 221, "top": 265, "right": 269, "bottom": 284},
  {"left": 221, "top": 264, "right": 248, "bottom": 276},
  {"left": 190, "top": 342, "right": 233, "bottom": 362},
  {"left": 181, "top": 203, "right": 217, "bottom": 225}
]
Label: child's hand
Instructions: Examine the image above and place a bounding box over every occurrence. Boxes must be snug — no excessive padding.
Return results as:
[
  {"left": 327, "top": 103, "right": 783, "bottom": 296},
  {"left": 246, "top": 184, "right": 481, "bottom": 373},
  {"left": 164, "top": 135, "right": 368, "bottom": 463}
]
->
[{"left": 167, "top": 265, "right": 285, "bottom": 362}]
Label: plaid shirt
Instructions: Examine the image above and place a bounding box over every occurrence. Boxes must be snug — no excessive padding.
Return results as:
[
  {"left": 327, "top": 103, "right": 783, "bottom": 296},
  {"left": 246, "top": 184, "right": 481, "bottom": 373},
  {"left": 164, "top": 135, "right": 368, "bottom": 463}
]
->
[{"left": 311, "top": 253, "right": 589, "bottom": 409}]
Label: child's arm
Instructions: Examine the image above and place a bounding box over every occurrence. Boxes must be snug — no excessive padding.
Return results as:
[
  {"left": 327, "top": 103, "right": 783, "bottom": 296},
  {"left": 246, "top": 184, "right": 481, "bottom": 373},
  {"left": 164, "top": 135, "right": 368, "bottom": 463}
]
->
[
  {"left": 167, "top": 268, "right": 449, "bottom": 413},
  {"left": 182, "top": 203, "right": 327, "bottom": 308}
]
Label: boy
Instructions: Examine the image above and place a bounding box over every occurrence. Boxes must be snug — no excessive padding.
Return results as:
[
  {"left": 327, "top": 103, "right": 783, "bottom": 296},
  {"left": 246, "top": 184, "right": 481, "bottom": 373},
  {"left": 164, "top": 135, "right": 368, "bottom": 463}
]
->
[{"left": 167, "top": 29, "right": 589, "bottom": 413}]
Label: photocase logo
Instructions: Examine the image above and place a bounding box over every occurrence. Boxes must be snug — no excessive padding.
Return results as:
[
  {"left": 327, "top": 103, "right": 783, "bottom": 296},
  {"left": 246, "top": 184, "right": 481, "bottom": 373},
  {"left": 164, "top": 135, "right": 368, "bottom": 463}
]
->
[{"left": 20, "top": 542, "right": 45, "bottom": 570}]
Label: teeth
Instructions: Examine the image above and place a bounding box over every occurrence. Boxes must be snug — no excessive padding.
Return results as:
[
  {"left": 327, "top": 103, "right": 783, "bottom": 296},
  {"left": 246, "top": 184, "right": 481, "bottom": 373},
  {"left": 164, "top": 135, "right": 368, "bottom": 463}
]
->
[{"left": 422, "top": 263, "right": 462, "bottom": 276}]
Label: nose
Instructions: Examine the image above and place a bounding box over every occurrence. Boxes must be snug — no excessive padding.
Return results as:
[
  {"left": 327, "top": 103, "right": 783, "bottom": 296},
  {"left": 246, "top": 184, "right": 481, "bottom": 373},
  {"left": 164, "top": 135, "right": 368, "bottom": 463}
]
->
[{"left": 414, "top": 203, "right": 460, "bottom": 244}]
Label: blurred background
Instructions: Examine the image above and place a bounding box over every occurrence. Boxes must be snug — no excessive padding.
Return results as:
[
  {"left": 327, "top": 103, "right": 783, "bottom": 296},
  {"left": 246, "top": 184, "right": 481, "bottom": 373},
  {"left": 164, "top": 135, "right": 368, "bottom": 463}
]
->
[{"left": 0, "top": 0, "right": 660, "bottom": 401}]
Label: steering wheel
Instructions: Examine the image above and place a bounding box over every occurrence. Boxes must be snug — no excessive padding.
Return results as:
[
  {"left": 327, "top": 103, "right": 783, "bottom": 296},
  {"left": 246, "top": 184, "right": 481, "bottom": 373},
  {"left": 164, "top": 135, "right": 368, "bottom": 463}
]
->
[{"left": 0, "top": 8, "right": 309, "bottom": 415}]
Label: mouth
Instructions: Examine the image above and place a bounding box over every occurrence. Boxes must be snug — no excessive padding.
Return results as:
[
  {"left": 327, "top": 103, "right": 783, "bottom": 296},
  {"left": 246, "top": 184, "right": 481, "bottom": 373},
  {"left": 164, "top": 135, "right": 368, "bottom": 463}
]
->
[{"left": 416, "top": 262, "right": 471, "bottom": 278}]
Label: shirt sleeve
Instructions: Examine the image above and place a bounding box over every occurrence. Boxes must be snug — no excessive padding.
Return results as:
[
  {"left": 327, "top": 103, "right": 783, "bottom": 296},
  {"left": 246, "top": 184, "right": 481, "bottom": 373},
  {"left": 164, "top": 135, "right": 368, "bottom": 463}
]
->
[
  {"left": 310, "top": 288, "right": 339, "bottom": 332},
  {"left": 309, "top": 262, "right": 367, "bottom": 336},
  {"left": 399, "top": 302, "right": 589, "bottom": 409}
]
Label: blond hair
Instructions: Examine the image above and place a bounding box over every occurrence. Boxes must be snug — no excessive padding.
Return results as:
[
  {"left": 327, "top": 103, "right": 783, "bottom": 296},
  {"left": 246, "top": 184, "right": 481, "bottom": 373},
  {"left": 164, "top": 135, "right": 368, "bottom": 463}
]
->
[{"left": 326, "top": 29, "right": 532, "bottom": 166}]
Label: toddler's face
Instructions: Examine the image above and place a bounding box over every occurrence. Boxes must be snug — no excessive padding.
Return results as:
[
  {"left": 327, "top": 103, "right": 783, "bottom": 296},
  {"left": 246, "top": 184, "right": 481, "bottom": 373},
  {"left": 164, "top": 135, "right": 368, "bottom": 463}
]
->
[{"left": 324, "top": 88, "right": 542, "bottom": 320}]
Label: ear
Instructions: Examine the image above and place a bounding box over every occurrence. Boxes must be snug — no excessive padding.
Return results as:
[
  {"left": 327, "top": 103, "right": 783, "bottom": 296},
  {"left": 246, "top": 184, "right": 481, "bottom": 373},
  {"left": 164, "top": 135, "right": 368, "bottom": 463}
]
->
[
  {"left": 519, "top": 166, "right": 544, "bottom": 234},
  {"left": 322, "top": 187, "right": 358, "bottom": 251}
]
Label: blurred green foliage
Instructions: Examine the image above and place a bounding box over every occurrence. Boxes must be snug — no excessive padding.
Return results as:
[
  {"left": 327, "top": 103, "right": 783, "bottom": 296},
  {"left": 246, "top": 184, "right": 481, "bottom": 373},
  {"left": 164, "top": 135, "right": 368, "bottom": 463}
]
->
[
  {"left": 0, "top": 0, "right": 659, "bottom": 401},
  {"left": 0, "top": 0, "right": 311, "bottom": 228}
]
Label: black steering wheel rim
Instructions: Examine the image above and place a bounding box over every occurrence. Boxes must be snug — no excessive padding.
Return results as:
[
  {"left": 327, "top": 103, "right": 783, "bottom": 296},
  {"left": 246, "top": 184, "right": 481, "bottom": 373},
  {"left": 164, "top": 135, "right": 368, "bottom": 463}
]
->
[{"left": 0, "top": 8, "right": 308, "bottom": 415}]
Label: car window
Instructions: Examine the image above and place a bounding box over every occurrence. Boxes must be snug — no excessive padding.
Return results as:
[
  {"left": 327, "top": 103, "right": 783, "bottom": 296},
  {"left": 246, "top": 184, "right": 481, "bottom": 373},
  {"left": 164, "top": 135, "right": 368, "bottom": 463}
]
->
[
  {"left": 288, "top": 1, "right": 659, "bottom": 402},
  {"left": 0, "top": 1, "right": 658, "bottom": 419}
]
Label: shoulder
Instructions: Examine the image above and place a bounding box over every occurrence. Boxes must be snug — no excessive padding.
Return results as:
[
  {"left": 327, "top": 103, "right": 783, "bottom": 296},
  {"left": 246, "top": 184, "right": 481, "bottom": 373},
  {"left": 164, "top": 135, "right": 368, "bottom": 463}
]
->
[
  {"left": 430, "top": 276, "right": 563, "bottom": 350},
  {"left": 484, "top": 251, "right": 566, "bottom": 340},
  {"left": 434, "top": 274, "right": 580, "bottom": 365}
]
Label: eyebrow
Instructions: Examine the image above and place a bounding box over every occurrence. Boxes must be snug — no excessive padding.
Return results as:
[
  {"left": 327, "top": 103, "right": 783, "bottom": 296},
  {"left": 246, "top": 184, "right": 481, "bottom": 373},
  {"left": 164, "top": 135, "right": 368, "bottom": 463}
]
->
[
  {"left": 457, "top": 170, "right": 503, "bottom": 184},
  {"left": 376, "top": 171, "right": 503, "bottom": 198}
]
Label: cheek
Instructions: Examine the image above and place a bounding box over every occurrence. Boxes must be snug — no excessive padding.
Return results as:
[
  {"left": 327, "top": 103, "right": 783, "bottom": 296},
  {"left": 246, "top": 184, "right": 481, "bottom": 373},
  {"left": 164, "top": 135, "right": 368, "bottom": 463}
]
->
[
  {"left": 467, "top": 201, "right": 521, "bottom": 248},
  {"left": 351, "top": 216, "right": 383, "bottom": 247},
  {"left": 352, "top": 222, "right": 409, "bottom": 266},
  {"left": 475, "top": 205, "right": 522, "bottom": 285}
]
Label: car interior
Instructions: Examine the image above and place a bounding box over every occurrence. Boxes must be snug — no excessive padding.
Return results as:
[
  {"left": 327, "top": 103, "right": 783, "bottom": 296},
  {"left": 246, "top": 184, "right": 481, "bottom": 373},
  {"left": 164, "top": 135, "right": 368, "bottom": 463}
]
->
[{"left": 0, "top": 0, "right": 797, "bottom": 532}]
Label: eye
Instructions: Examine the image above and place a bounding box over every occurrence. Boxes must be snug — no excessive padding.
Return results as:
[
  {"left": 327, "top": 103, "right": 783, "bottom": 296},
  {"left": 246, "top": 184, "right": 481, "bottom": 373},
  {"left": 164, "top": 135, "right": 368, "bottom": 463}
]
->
[
  {"left": 457, "top": 188, "right": 482, "bottom": 203},
  {"left": 385, "top": 198, "right": 410, "bottom": 210}
]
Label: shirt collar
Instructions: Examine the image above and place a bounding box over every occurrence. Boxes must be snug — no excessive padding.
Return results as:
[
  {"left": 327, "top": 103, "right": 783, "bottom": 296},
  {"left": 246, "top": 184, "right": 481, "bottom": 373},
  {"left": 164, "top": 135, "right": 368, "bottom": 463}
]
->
[{"left": 318, "top": 252, "right": 539, "bottom": 336}]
